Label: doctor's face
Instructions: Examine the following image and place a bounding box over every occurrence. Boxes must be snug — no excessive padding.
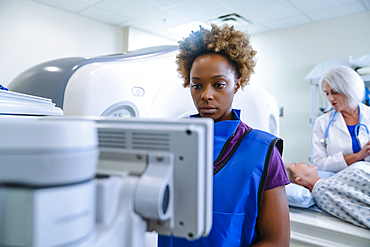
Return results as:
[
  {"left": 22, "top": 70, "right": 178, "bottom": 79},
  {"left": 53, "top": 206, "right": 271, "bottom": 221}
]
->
[
  {"left": 190, "top": 54, "right": 241, "bottom": 122},
  {"left": 323, "top": 81, "right": 348, "bottom": 112}
]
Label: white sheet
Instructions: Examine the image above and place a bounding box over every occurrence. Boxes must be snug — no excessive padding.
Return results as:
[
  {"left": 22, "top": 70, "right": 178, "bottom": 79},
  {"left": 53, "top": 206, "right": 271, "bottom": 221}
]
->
[
  {"left": 312, "top": 162, "right": 370, "bottom": 229},
  {"left": 289, "top": 206, "right": 370, "bottom": 247}
]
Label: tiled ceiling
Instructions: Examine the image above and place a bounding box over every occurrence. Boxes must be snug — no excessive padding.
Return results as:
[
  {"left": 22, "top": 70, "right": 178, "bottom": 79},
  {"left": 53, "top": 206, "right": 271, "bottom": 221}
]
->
[{"left": 29, "top": 0, "right": 370, "bottom": 40}]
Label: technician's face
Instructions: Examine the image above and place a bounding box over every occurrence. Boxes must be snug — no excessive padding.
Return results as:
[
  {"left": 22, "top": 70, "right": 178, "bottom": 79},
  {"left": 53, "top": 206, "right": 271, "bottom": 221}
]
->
[
  {"left": 323, "top": 81, "right": 348, "bottom": 112},
  {"left": 190, "top": 54, "right": 241, "bottom": 122}
]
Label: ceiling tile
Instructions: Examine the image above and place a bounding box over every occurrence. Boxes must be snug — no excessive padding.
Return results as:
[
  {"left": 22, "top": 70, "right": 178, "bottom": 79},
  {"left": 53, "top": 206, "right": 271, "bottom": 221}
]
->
[
  {"left": 76, "top": 0, "right": 103, "bottom": 5},
  {"left": 80, "top": 7, "right": 128, "bottom": 25},
  {"left": 140, "top": 9, "right": 192, "bottom": 32},
  {"left": 31, "top": 0, "right": 89, "bottom": 13},
  {"left": 244, "top": 24, "right": 269, "bottom": 35},
  {"left": 96, "top": 0, "right": 162, "bottom": 19},
  {"left": 289, "top": 0, "right": 359, "bottom": 13},
  {"left": 168, "top": 0, "right": 234, "bottom": 22},
  {"left": 27, "top": 0, "right": 370, "bottom": 39},
  {"left": 119, "top": 19, "right": 149, "bottom": 31},
  {"left": 215, "top": 0, "right": 278, "bottom": 11},
  {"left": 307, "top": 2, "right": 366, "bottom": 22},
  {"left": 263, "top": 15, "right": 311, "bottom": 30},
  {"left": 239, "top": 0, "right": 301, "bottom": 23},
  {"left": 145, "top": 0, "right": 190, "bottom": 8}
]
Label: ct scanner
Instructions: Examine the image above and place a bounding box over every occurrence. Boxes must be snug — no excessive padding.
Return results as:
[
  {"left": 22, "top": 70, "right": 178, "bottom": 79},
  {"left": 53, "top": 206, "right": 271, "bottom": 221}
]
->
[{"left": 9, "top": 45, "right": 279, "bottom": 136}]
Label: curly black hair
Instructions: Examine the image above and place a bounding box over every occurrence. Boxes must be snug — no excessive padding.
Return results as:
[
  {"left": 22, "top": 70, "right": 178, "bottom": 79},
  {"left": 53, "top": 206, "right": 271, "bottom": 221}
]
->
[{"left": 176, "top": 23, "right": 257, "bottom": 89}]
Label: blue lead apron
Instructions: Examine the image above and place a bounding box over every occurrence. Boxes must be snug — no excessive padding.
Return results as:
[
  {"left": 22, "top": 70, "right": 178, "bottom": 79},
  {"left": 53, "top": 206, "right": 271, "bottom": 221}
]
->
[{"left": 158, "top": 110, "right": 283, "bottom": 246}]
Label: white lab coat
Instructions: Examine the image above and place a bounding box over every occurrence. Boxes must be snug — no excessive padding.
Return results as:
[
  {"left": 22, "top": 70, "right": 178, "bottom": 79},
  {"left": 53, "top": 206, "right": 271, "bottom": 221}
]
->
[{"left": 312, "top": 103, "right": 370, "bottom": 172}]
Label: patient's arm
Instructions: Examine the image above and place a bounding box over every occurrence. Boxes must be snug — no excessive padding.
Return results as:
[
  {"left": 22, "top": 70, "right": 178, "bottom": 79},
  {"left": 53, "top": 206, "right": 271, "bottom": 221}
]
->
[{"left": 252, "top": 186, "right": 290, "bottom": 247}]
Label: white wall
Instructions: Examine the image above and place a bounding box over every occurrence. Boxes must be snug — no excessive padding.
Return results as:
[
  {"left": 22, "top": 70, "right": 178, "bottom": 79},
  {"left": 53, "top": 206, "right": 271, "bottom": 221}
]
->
[
  {"left": 0, "top": 0, "right": 124, "bottom": 87},
  {"left": 250, "top": 11, "right": 370, "bottom": 163},
  {"left": 126, "top": 26, "right": 178, "bottom": 52}
]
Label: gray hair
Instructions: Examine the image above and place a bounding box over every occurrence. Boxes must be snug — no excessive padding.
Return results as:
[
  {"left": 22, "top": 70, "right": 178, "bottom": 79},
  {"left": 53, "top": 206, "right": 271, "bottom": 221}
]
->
[{"left": 319, "top": 66, "right": 364, "bottom": 108}]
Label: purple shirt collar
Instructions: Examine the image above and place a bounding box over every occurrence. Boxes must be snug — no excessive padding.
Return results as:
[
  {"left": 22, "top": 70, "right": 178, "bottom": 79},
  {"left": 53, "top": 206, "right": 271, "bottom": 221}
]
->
[{"left": 190, "top": 109, "right": 251, "bottom": 169}]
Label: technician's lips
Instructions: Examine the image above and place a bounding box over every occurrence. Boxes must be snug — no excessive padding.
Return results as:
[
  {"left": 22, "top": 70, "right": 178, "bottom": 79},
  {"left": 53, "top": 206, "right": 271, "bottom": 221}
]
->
[{"left": 199, "top": 106, "right": 216, "bottom": 114}]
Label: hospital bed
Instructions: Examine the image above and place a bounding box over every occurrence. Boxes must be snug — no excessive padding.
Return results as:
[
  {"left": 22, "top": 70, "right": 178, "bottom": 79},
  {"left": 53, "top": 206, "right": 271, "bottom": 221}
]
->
[
  {"left": 287, "top": 179, "right": 370, "bottom": 247},
  {"left": 290, "top": 206, "right": 370, "bottom": 247}
]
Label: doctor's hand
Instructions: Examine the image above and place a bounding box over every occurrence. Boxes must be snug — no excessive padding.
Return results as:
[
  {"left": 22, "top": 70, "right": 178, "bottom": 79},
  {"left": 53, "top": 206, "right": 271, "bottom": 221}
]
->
[
  {"left": 358, "top": 141, "right": 370, "bottom": 160},
  {"left": 345, "top": 142, "right": 370, "bottom": 166}
]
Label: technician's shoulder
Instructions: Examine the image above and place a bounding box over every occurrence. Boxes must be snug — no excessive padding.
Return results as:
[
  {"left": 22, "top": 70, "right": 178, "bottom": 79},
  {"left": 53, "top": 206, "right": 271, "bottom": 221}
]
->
[
  {"left": 248, "top": 128, "right": 277, "bottom": 141},
  {"left": 238, "top": 120, "right": 281, "bottom": 147},
  {"left": 246, "top": 128, "right": 281, "bottom": 146}
]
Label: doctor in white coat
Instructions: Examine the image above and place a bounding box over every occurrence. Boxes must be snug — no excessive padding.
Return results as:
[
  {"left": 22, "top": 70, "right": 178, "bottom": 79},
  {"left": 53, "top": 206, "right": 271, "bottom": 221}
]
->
[{"left": 312, "top": 66, "right": 370, "bottom": 172}]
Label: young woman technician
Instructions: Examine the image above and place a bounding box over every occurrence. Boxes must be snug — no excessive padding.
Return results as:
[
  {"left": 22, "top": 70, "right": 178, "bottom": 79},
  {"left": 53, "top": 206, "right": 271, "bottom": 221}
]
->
[{"left": 158, "top": 24, "right": 290, "bottom": 247}]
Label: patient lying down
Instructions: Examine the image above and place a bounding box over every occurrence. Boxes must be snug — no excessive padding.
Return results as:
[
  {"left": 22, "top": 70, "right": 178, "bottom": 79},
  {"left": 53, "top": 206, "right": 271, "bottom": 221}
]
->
[{"left": 285, "top": 161, "right": 370, "bottom": 229}]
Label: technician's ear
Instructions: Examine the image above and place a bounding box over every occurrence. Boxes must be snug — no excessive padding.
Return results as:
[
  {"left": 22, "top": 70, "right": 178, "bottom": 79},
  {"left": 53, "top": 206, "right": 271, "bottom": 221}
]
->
[{"left": 234, "top": 78, "right": 241, "bottom": 94}]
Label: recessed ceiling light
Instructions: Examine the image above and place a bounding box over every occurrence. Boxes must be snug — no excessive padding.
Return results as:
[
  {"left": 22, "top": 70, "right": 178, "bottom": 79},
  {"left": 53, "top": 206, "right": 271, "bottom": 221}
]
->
[
  {"left": 207, "top": 13, "right": 252, "bottom": 30},
  {"left": 167, "top": 21, "right": 211, "bottom": 38}
]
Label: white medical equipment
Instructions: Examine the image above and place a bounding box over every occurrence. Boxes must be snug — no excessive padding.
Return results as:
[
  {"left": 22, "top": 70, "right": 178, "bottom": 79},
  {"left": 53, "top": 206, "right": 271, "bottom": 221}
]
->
[
  {"left": 320, "top": 106, "right": 370, "bottom": 148},
  {"left": 8, "top": 45, "right": 280, "bottom": 136},
  {"left": 0, "top": 87, "right": 62, "bottom": 116},
  {"left": 0, "top": 90, "right": 214, "bottom": 247}
]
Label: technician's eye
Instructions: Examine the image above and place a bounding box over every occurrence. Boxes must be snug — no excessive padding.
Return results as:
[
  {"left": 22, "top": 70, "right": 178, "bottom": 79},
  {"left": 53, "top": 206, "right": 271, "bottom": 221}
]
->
[
  {"left": 214, "top": 83, "right": 226, "bottom": 89},
  {"left": 191, "top": 84, "right": 201, "bottom": 90}
]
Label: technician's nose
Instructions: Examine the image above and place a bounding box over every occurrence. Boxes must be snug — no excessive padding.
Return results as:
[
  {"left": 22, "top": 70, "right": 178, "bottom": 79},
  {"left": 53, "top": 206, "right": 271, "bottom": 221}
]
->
[{"left": 201, "top": 85, "right": 214, "bottom": 101}]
